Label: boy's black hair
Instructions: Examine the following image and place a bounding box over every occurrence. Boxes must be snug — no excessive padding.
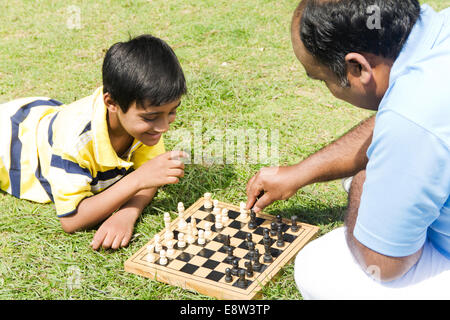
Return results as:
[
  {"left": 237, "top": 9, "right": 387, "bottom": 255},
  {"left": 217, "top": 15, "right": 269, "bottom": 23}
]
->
[
  {"left": 296, "top": 0, "right": 421, "bottom": 87},
  {"left": 102, "top": 34, "right": 187, "bottom": 112}
]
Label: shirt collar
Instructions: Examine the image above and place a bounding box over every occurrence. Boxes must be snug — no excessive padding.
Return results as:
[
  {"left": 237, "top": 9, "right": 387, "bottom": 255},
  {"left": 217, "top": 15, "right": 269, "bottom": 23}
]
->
[
  {"left": 389, "top": 4, "right": 444, "bottom": 86},
  {"left": 91, "top": 87, "right": 141, "bottom": 168}
]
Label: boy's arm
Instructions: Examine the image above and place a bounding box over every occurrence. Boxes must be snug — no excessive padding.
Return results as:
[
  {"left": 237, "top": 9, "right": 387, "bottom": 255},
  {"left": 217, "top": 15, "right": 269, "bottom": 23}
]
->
[
  {"left": 89, "top": 187, "right": 158, "bottom": 250},
  {"left": 59, "top": 150, "right": 187, "bottom": 233}
]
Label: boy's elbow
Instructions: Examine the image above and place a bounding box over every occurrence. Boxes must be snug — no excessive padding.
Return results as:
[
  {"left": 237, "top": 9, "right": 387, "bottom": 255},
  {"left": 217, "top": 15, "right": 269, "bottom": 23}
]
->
[{"left": 59, "top": 217, "right": 78, "bottom": 234}]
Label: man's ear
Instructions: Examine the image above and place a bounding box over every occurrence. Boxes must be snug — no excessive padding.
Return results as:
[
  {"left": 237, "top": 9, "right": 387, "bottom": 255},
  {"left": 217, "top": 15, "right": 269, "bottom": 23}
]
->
[
  {"left": 103, "top": 92, "right": 120, "bottom": 112},
  {"left": 345, "top": 53, "right": 373, "bottom": 86}
]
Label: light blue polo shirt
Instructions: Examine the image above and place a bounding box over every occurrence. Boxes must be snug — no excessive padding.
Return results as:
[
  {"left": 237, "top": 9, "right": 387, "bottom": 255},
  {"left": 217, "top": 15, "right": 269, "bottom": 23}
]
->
[{"left": 353, "top": 4, "right": 450, "bottom": 259}]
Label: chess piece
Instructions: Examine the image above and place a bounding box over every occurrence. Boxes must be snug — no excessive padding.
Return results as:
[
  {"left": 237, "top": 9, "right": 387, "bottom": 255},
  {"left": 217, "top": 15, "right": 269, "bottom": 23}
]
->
[
  {"left": 177, "top": 232, "right": 186, "bottom": 248},
  {"left": 245, "top": 232, "right": 253, "bottom": 248},
  {"left": 146, "top": 244, "right": 156, "bottom": 263},
  {"left": 166, "top": 240, "right": 175, "bottom": 257},
  {"left": 231, "top": 258, "right": 240, "bottom": 276},
  {"left": 245, "top": 260, "right": 254, "bottom": 278},
  {"left": 224, "top": 234, "right": 231, "bottom": 249},
  {"left": 236, "top": 269, "right": 248, "bottom": 288},
  {"left": 263, "top": 242, "right": 273, "bottom": 263},
  {"left": 154, "top": 235, "right": 162, "bottom": 253},
  {"left": 159, "top": 249, "right": 168, "bottom": 266},
  {"left": 276, "top": 214, "right": 283, "bottom": 229},
  {"left": 191, "top": 218, "right": 198, "bottom": 236},
  {"left": 248, "top": 241, "right": 256, "bottom": 259},
  {"left": 178, "top": 202, "right": 187, "bottom": 229},
  {"left": 215, "top": 212, "right": 223, "bottom": 230},
  {"left": 270, "top": 221, "right": 277, "bottom": 236},
  {"left": 186, "top": 223, "right": 196, "bottom": 244},
  {"left": 204, "top": 193, "right": 213, "bottom": 211},
  {"left": 291, "top": 215, "right": 299, "bottom": 232},
  {"left": 225, "top": 246, "right": 235, "bottom": 263},
  {"left": 239, "top": 202, "right": 248, "bottom": 219},
  {"left": 276, "top": 225, "right": 285, "bottom": 247},
  {"left": 197, "top": 229, "right": 206, "bottom": 245},
  {"left": 204, "top": 222, "right": 212, "bottom": 239},
  {"left": 252, "top": 249, "right": 262, "bottom": 272},
  {"left": 225, "top": 268, "right": 233, "bottom": 283},
  {"left": 248, "top": 209, "right": 257, "bottom": 230},
  {"left": 221, "top": 208, "right": 229, "bottom": 223},
  {"left": 164, "top": 212, "right": 174, "bottom": 240}
]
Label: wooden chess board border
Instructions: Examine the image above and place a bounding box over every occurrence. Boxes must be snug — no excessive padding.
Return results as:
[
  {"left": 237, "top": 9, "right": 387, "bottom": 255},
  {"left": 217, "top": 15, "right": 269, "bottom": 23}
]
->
[{"left": 124, "top": 197, "right": 319, "bottom": 300}]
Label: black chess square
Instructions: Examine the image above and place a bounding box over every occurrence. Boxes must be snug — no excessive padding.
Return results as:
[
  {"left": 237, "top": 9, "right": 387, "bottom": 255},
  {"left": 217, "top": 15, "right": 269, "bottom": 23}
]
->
[
  {"left": 202, "top": 259, "right": 220, "bottom": 270},
  {"left": 176, "top": 252, "right": 194, "bottom": 262},
  {"left": 233, "top": 230, "right": 248, "bottom": 240},
  {"left": 228, "top": 220, "right": 246, "bottom": 230},
  {"left": 206, "top": 270, "right": 224, "bottom": 282},
  {"left": 284, "top": 233, "right": 296, "bottom": 243},
  {"left": 180, "top": 263, "right": 199, "bottom": 274},
  {"left": 197, "top": 248, "right": 215, "bottom": 259},
  {"left": 228, "top": 210, "right": 240, "bottom": 219}
]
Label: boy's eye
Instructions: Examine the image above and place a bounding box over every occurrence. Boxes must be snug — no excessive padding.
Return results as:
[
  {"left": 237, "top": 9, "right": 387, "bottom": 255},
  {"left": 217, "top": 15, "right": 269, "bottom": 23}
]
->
[{"left": 143, "top": 117, "right": 157, "bottom": 122}]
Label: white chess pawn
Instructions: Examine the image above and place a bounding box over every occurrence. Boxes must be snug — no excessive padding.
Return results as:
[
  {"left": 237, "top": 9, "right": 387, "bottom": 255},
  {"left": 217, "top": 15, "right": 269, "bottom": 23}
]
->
[
  {"left": 197, "top": 229, "right": 206, "bottom": 245},
  {"left": 221, "top": 208, "right": 229, "bottom": 223},
  {"left": 204, "top": 222, "right": 212, "bottom": 239},
  {"left": 178, "top": 202, "right": 185, "bottom": 214},
  {"left": 239, "top": 201, "right": 248, "bottom": 219},
  {"left": 166, "top": 240, "right": 175, "bottom": 257},
  {"left": 212, "top": 206, "right": 221, "bottom": 216},
  {"left": 215, "top": 212, "right": 223, "bottom": 229},
  {"left": 146, "top": 244, "right": 156, "bottom": 263},
  {"left": 159, "top": 249, "right": 168, "bottom": 266},
  {"left": 204, "top": 193, "right": 212, "bottom": 209},
  {"left": 177, "top": 232, "right": 186, "bottom": 248},
  {"left": 154, "top": 235, "right": 162, "bottom": 253}
]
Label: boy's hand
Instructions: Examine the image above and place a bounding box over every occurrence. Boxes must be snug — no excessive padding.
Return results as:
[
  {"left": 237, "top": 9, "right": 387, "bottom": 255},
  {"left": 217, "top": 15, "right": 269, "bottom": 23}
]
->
[
  {"left": 135, "top": 150, "right": 188, "bottom": 190},
  {"left": 90, "top": 208, "right": 138, "bottom": 250}
]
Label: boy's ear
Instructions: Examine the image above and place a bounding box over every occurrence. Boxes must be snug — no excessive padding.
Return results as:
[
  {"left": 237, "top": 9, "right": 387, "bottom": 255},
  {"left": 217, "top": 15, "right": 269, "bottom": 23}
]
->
[
  {"left": 345, "top": 53, "right": 373, "bottom": 86},
  {"left": 103, "top": 92, "right": 120, "bottom": 112}
]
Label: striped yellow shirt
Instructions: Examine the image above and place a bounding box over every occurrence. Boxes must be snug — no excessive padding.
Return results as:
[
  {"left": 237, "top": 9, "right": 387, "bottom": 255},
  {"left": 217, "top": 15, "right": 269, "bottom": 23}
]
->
[{"left": 0, "top": 87, "right": 165, "bottom": 217}]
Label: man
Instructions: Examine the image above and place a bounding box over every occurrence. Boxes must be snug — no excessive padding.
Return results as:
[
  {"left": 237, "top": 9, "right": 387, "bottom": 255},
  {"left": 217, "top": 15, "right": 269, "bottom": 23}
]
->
[{"left": 246, "top": 0, "right": 450, "bottom": 299}]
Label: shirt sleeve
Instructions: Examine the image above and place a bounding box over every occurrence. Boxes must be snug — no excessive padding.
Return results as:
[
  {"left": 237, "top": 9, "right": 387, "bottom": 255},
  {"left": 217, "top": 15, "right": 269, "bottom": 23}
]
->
[
  {"left": 47, "top": 152, "right": 94, "bottom": 217},
  {"left": 131, "top": 137, "right": 166, "bottom": 170},
  {"left": 353, "top": 110, "right": 450, "bottom": 257}
]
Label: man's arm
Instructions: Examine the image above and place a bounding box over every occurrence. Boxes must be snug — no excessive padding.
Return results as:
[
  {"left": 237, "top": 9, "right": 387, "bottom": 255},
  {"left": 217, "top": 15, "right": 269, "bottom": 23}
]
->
[
  {"left": 247, "top": 115, "right": 375, "bottom": 211},
  {"left": 345, "top": 170, "right": 423, "bottom": 282}
]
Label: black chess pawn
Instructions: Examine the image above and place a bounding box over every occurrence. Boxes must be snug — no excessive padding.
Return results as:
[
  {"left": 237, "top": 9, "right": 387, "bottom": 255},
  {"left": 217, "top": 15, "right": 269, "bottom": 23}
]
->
[
  {"left": 244, "top": 260, "right": 254, "bottom": 278},
  {"left": 276, "top": 225, "right": 285, "bottom": 247},
  {"left": 276, "top": 214, "right": 283, "bottom": 226},
  {"left": 252, "top": 248, "right": 262, "bottom": 272},
  {"left": 225, "top": 268, "right": 233, "bottom": 283},
  {"left": 231, "top": 258, "right": 240, "bottom": 276},
  {"left": 224, "top": 234, "right": 231, "bottom": 249},
  {"left": 248, "top": 209, "right": 257, "bottom": 230},
  {"left": 263, "top": 242, "right": 273, "bottom": 263},
  {"left": 247, "top": 241, "right": 256, "bottom": 259},
  {"left": 225, "top": 246, "right": 235, "bottom": 263},
  {"left": 236, "top": 269, "right": 248, "bottom": 288},
  {"left": 245, "top": 232, "right": 253, "bottom": 247},
  {"left": 291, "top": 215, "right": 299, "bottom": 232},
  {"left": 263, "top": 228, "right": 270, "bottom": 238},
  {"left": 270, "top": 222, "right": 277, "bottom": 236}
]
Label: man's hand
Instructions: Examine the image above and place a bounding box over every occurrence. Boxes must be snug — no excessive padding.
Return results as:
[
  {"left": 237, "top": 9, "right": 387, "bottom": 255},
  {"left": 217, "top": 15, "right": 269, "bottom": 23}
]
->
[
  {"left": 246, "top": 166, "right": 301, "bottom": 213},
  {"left": 134, "top": 150, "right": 188, "bottom": 190},
  {"left": 90, "top": 207, "right": 138, "bottom": 250}
]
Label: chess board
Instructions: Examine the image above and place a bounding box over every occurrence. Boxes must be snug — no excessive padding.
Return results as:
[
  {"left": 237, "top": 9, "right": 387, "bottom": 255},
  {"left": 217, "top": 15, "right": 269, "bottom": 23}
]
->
[{"left": 124, "top": 197, "right": 319, "bottom": 300}]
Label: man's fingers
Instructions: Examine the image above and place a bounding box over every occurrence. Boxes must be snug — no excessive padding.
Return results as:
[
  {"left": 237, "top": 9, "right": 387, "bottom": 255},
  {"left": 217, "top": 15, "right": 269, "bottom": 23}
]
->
[
  {"left": 168, "top": 168, "right": 184, "bottom": 178},
  {"left": 121, "top": 233, "right": 132, "bottom": 248},
  {"left": 246, "top": 176, "right": 264, "bottom": 210},
  {"left": 252, "top": 192, "right": 273, "bottom": 213},
  {"left": 90, "top": 230, "right": 107, "bottom": 250},
  {"left": 168, "top": 150, "right": 189, "bottom": 161}
]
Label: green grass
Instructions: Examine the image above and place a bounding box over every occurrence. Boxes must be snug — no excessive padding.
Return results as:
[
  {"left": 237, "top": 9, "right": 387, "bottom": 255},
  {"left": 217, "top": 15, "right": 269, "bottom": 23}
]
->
[{"left": 0, "top": 0, "right": 448, "bottom": 300}]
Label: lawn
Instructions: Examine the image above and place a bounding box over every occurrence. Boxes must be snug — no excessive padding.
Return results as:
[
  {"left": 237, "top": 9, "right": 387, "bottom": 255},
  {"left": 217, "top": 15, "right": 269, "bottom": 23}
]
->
[{"left": 0, "top": 0, "right": 448, "bottom": 300}]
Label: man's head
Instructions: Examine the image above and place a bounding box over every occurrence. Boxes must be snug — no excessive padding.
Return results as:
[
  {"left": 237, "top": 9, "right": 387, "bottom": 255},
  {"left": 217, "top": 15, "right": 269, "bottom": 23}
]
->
[
  {"left": 291, "top": 0, "right": 421, "bottom": 110},
  {"left": 102, "top": 35, "right": 187, "bottom": 146}
]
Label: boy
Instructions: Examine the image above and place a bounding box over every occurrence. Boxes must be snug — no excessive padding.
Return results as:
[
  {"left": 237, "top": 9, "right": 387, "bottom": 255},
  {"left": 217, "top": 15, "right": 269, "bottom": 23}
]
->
[
  {"left": 0, "top": 34, "right": 188, "bottom": 250},
  {"left": 246, "top": 0, "right": 450, "bottom": 298}
]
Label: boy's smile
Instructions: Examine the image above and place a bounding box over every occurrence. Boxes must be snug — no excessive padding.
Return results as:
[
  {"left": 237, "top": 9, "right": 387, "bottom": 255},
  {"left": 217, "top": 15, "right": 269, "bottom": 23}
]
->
[{"left": 104, "top": 92, "right": 180, "bottom": 156}]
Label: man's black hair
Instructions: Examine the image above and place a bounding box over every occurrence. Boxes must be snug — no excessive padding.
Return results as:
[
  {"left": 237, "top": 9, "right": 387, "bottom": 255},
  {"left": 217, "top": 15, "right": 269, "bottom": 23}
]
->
[
  {"left": 102, "top": 34, "right": 187, "bottom": 112},
  {"left": 297, "top": 0, "right": 421, "bottom": 87}
]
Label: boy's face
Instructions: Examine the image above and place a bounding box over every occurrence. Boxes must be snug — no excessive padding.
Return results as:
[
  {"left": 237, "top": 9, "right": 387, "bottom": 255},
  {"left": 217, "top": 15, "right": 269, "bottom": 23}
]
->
[{"left": 116, "top": 98, "right": 180, "bottom": 146}]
